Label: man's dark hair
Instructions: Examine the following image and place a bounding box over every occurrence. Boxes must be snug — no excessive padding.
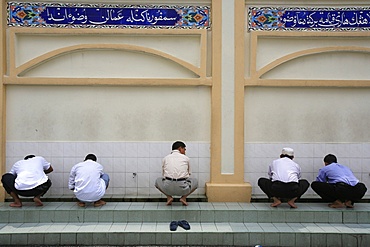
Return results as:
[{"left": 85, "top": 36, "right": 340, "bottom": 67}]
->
[
  {"left": 324, "top": 154, "right": 337, "bottom": 164},
  {"left": 24, "top": 154, "right": 35, "bottom": 160},
  {"left": 172, "top": 141, "right": 186, "bottom": 150},
  {"left": 84, "top": 153, "right": 97, "bottom": 162}
]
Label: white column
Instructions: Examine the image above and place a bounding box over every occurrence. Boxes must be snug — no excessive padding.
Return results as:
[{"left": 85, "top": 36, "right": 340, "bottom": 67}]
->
[{"left": 221, "top": 0, "right": 235, "bottom": 174}]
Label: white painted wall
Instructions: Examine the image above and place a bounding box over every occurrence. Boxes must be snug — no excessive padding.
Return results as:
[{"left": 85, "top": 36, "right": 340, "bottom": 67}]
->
[
  {"left": 244, "top": 87, "right": 370, "bottom": 142},
  {"left": 6, "top": 85, "right": 211, "bottom": 142}
]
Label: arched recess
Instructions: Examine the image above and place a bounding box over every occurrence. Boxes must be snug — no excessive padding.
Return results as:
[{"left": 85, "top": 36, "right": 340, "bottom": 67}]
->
[
  {"left": 16, "top": 44, "right": 202, "bottom": 78},
  {"left": 5, "top": 27, "right": 210, "bottom": 86},
  {"left": 246, "top": 31, "right": 370, "bottom": 87},
  {"left": 256, "top": 46, "right": 370, "bottom": 80}
]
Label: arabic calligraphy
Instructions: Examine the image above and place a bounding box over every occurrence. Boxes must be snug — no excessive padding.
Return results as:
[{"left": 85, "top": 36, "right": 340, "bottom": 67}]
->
[
  {"left": 43, "top": 7, "right": 179, "bottom": 26},
  {"left": 7, "top": 3, "right": 210, "bottom": 29},
  {"left": 249, "top": 7, "right": 370, "bottom": 31}
]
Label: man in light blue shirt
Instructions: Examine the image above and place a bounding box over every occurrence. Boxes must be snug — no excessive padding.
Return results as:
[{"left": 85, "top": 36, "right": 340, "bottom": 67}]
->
[{"left": 311, "top": 154, "right": 367, "bottom": 208}]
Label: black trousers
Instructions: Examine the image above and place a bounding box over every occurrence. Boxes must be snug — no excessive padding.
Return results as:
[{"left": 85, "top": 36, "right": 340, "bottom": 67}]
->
[
  {"left": 311, "top": 181, "right": 367, "bottom": 203},
  {"left": 258, "top": 177, "right": 310, "bottom": 200},
  {"left": 1, "top": 173, "right": 52, "bottom": 197}
]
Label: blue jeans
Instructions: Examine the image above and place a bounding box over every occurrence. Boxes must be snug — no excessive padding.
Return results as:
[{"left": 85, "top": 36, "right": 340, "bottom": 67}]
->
[{"left": 101, "top": 173, "right": 110, "bottom": 189}]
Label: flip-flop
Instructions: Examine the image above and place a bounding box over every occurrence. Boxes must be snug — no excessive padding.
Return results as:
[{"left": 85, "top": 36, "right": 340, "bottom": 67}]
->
[
  {"left": 177, "top": 220, "right": 190, "bottom": 230},
  {"left": 170, "top": 221, "right": 178, "bottom": 231}
]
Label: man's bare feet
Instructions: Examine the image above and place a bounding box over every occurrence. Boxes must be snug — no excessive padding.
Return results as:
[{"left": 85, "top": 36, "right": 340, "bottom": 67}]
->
[
  {"left": 78, "top": 202, "right": 86, "bottom": 207},
  {"left": 166, "top": 196, "right": 173, "bottom": 206},
  {"left": 329, "top": 200, "right": 345, "bottom": 208},
  {"left": 33, "top": 197, "right": 43, "bottom": 206},
  {"left": 9, "top": 202, "right": 22, "bottom": 207},
  {"left": 94, "top": 200, "right": 106, "bottom": 207},
  {"left": 270, "top": 197, "right": 281, "bottom": 207},
  {"left": 180, "top": 197, "right": 188, "bottom": 206},
  {"left": 345, "top": 200, "right": 354, "bottom": 208},
  {"left": 287, "top": 197, "right": 298, "bottom": 208}
]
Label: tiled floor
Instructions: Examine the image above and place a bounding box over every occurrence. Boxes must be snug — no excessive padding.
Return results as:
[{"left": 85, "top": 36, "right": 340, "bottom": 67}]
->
[{"left": 1, "top": 202, "right": 370, "bottom": 246}]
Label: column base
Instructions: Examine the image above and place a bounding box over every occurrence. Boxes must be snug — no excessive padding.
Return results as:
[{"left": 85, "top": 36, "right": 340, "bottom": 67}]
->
[{"left": 205, "top": 182, "right": 252, "bottom": 202}]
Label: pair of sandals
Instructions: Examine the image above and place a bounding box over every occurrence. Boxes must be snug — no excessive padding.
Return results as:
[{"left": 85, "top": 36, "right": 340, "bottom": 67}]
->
[{"left": 170, "top": 220, "right": 190, "bottom": 231}]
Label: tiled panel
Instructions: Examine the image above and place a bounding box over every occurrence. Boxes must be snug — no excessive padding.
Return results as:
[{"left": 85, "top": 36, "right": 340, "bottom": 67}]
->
[
  {"left": 245, "top": 142, "right": 370, "bottom": 198},
  {"left": 5, "top": 141, "right": 209, "bottom": 198}
]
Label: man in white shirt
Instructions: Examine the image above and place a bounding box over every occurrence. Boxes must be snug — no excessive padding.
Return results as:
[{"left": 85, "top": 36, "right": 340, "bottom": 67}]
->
[
  {"left": 69, "top": 154, "right": 110, "bottom": 207},
  {"left": 155, "top": 141, "right": 198, "bottom": 206},
  {"left": 1, "top": 155, "right": 53, "bottom": 207},
  {"left": 258, "top": 147, "right": 309, "bottom": 208}
]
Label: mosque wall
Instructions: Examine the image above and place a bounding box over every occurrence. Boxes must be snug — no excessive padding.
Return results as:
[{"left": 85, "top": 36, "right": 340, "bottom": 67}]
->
[
  {"left": 2, "top": 0, "right": 212, "bottom": 199},
  {"left": 2, "top": 0, "right": 370, "bottom": 201},
  {"left": 244, "top": 1, "right": 370, "bottom": 198}
]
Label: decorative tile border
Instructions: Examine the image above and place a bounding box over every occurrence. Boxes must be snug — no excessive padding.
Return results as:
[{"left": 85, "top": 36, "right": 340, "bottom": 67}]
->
[
  {"left": 7, "top": 2, "right": 210, "bottom": 29},
  {"left": 249, "top": 7, "right": 370, "bottom": 31}
]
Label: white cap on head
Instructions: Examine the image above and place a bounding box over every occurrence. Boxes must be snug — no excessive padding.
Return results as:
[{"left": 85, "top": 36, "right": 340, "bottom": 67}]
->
[{"left": 281, "top": 147, "right": 294, "bottom": 156}]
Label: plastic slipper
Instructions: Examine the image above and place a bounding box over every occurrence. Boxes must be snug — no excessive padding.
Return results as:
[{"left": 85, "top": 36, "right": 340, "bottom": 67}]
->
[
  {"left": 177, "top": 220, "right": 190, "bottom": 230},
  {"left": 170, "top": 221, "right": 178, "bottom": 231}
]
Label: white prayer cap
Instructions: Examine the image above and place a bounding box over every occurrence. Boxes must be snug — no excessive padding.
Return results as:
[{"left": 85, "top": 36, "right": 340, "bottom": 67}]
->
[{"left": 281, "top": 147, "right": 294, "bottom": 156}]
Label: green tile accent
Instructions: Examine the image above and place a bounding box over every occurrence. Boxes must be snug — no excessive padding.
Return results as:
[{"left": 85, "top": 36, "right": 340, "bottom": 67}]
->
[
  {"left": 0, "top": 211, "right": 9, "bottom": 223},
  {"left": 155, "top": 233, "right": 172, "bottom": 245},
  {"left": 233, "top": 232, "right": 250, "bottom": 246},
  {"left": 184, "top": 210, "right": 201, "bottom": 222},
  {"left": 299, "top": 211, "right": 314, "bottom": 223},
  {"left": 113, "top": 210, "right": 128, "bottom": 222},
  {"left": 8, "top": 210, "right": 25, "bottom": 223},
  {"left": 249, "top": 232, "right": 264, "bottom": 246},
  {"left": 201, "top": 232, "right": 222, "bottom": 245},
  {"left": 257, "top": 210, "right": 272, "bottom": 223},
  {"left": 108, "top": 232, "right": 125, "bottom": 245},
  {"left": 93, "top": 232, "right": 110, "bottom": 245},
  {"left": 214, "top": 210, "right": 229, "bottom": 222},
  {"left": 44, "top": 233, "right": 61, "bottom": 245},
  {"left": 26, "top": 233, "right": 44, "bottom": 245},
  {"left": 186, "top": 232, "right": 203, "bottom": 245},
  {"left": 60, "top": 233, "right": 77, "bottom": 245},
  {"left": 311, "top": 233, "right": 327, "bottom": 246},
  {"left": 0, "top": 234, "right": 11, "bottom": 245},
  {"left": 285, "top": 210, "right": 303, "bottom": 223},
  {"left": 24, "top": 210, "right": 40, "bottom": 223},
  {"left": 84, "top": 210, "right": 100, "bottom": 222},
  {"left": 264, "top": 232, "right": 280, "bottom": 246},
  {"left": 76, "top": 233, "right": 94, "bottom": 245},
  {"left": 328, "top": 211, "right": 342, "bottom": 223},
  {"left": 279, "top": 233, "right": 296, "bottom": 247},
  {"left": 243, "top": 210, "right": 258, "bottom": 222},
  {"left": 343, "top": 211, "right": 358, "bottom": 223},
  {"left": 229, "top": 210, "right": 244, "bottom": 223},
  {"left": 314, "top": 211, "right": 329, "bottom": 223},
  {"left": 98, "top": 210, "right": 114, "bottom": 222},
  {"left": 200, "top": 210, "right": 214, "bottom": 222},
  {"left": 295, "top": 232, "right": 311, "bottom": 246},
  {"left": 172, "top": 232, "right": 187, "bottom": 245},
  {"left": 271, "top": 210, "right": 286, "bottom": 223},
  {"left": 54, "top": 210, "right": 71, "bottom": 222},
  {"left": 326, "top": 233, "right": 343, "bottom": 246},
  {"left": 11, "top": 233, "right": 28, "bottom": 245},
  {"left": 124, "top": 232, "right": 140, "bottom": 245},
  {"left": 127, "top": 210, "right": 143, "bottom": 222}
]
